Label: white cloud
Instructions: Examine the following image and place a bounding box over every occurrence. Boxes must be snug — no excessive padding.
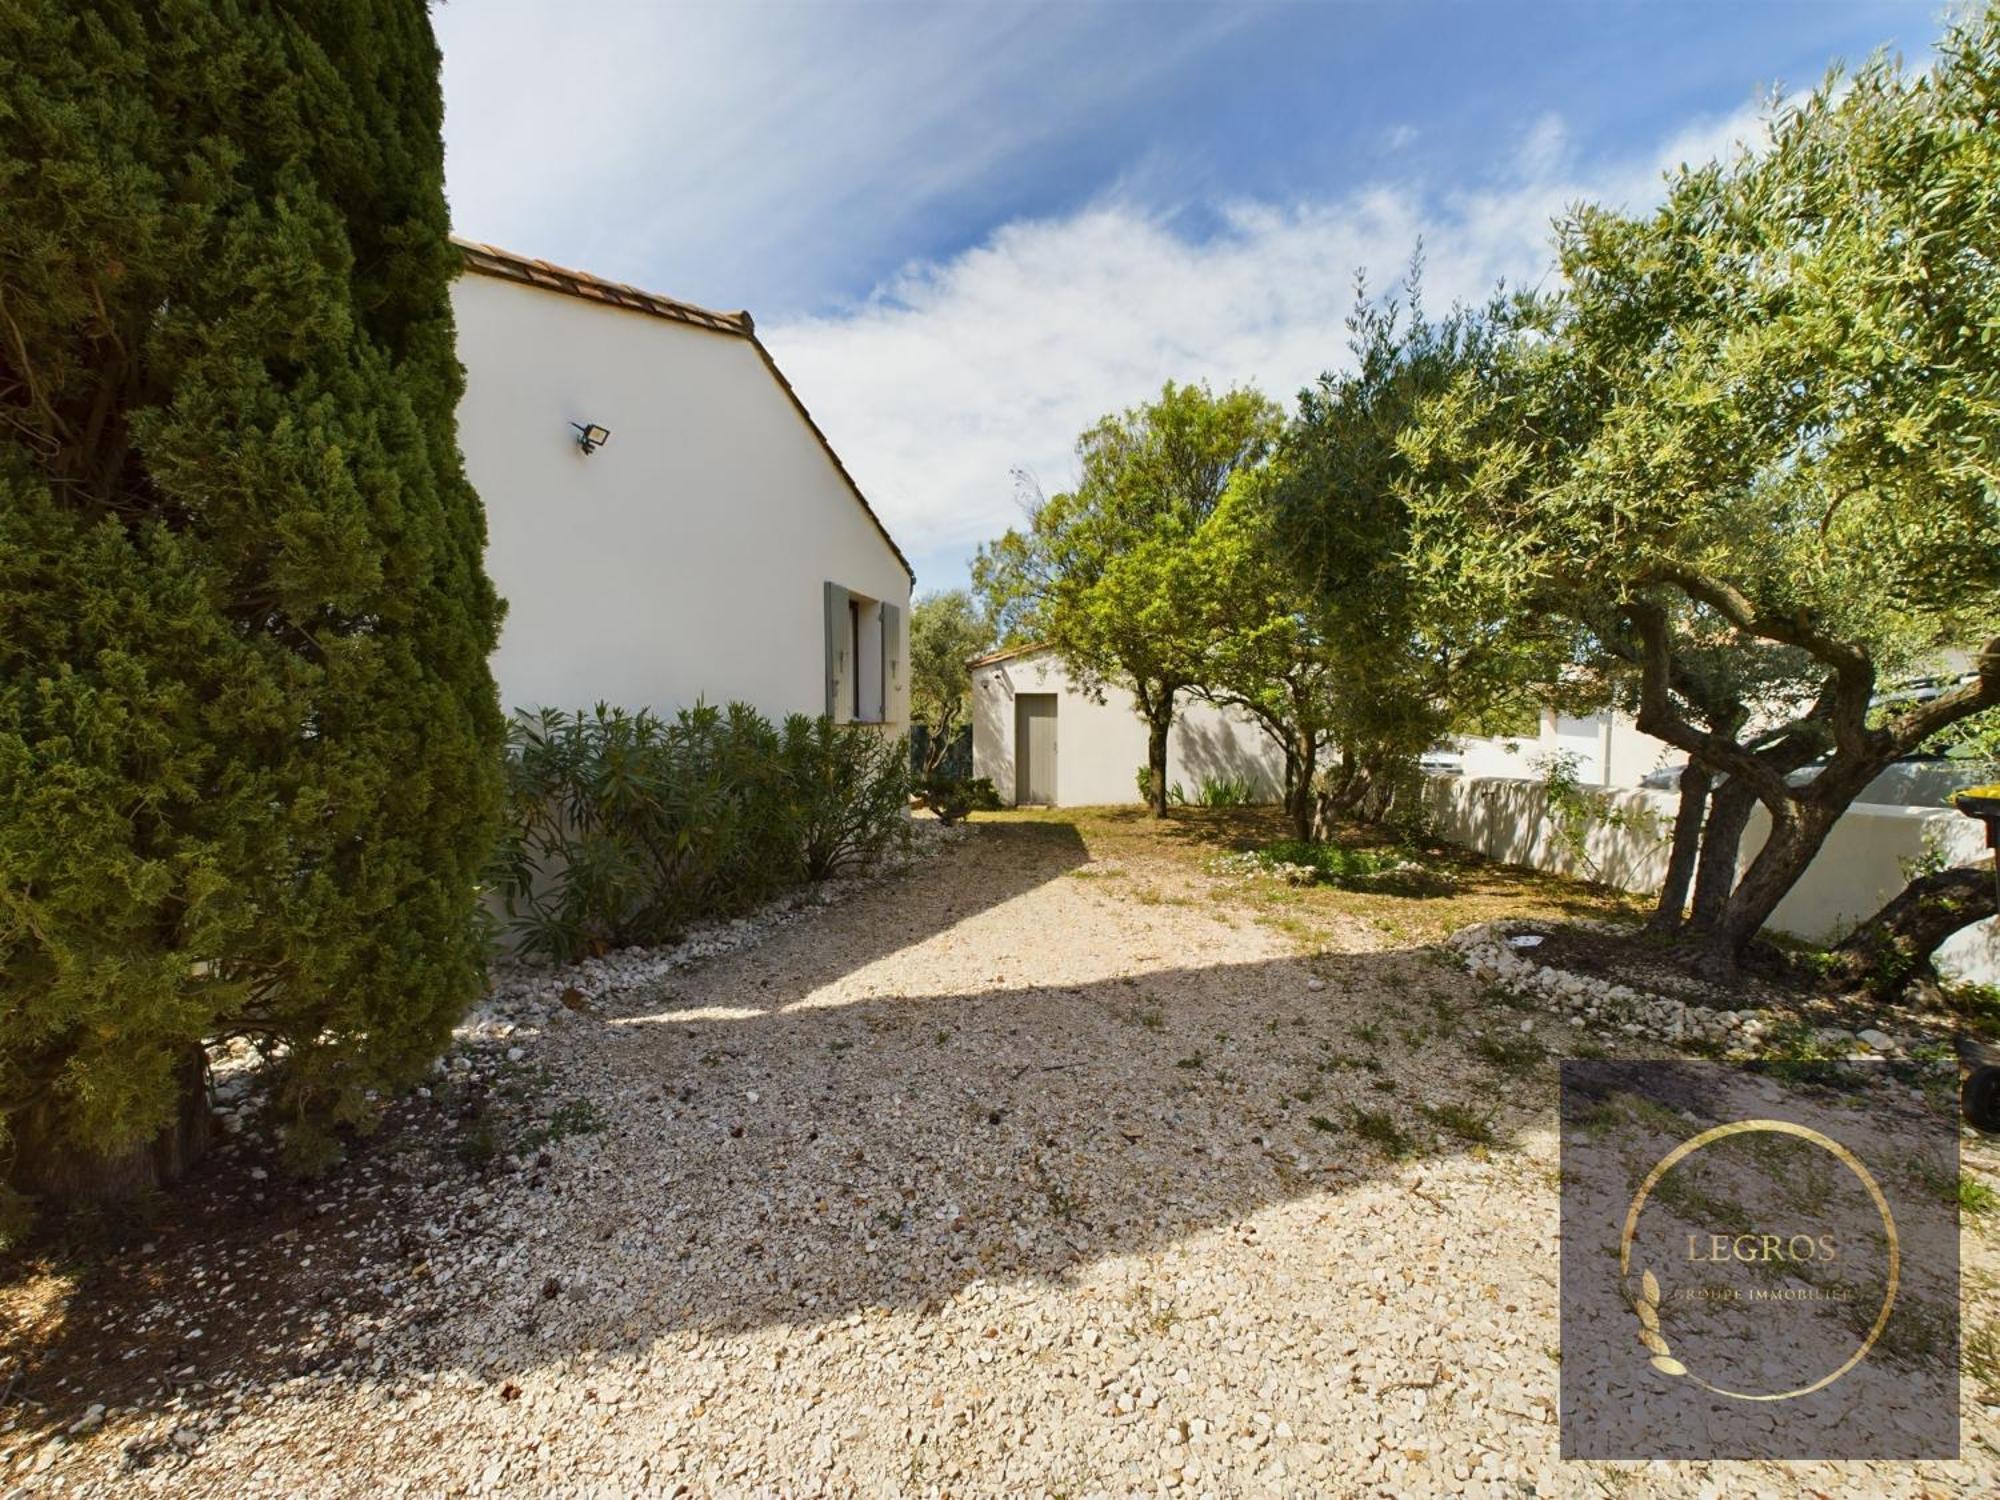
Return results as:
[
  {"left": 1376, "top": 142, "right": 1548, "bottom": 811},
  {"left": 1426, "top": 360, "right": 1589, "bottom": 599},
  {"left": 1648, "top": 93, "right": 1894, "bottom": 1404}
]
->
[
  {"left": 761, "top": 100, "right": 1773, "bottom": 579},
  {"left": 433, "top": 0, "right": 1259, "bottom": 311}
]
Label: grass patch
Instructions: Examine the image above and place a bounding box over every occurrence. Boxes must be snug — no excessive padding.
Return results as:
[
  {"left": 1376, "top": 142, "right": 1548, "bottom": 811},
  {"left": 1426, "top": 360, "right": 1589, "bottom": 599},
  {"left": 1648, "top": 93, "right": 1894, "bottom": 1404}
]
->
[
  {"left": 1943, "top": 980, "right": 2000, "bottom": 1042},
  {"left": 519, "top": 1096, "right": 607, "bottom": 1151},
  {"left": 1968, "top": 1321, "right": 2000, "bottom": 1406},
  {"left": 1472, "top": 1031, "right": 1548, "bottom": 1075},
  {"left": 1349, "top": 1107, "right": 1417, "bottom": 1158},
  {"left": 1421, "top": 1101, "right": 1497, "bottom": 1145},
  {"left": 1216, "top": 840, "right": 1436, "bottom": 893},
  {"left": 1915, "top": 1157, "right": 1999, "bottom": 1216},
  {"left": 1754, "top": 1022, "right": 1864, "bottom": 1088}
]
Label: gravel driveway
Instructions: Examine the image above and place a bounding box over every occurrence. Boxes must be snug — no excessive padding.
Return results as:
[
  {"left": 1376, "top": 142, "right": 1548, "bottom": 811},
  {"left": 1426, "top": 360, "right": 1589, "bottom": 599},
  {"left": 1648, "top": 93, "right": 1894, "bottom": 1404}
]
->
[{"left": 7, "top": 814, "right": 1997, "bottom": 1496}]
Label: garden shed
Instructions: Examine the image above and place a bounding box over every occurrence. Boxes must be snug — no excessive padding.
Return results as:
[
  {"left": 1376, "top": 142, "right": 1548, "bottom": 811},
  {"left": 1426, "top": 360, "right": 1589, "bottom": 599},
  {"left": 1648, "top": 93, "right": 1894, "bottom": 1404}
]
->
[{"left": 967, "top": 644, "right": 1286, "bottom": 807}]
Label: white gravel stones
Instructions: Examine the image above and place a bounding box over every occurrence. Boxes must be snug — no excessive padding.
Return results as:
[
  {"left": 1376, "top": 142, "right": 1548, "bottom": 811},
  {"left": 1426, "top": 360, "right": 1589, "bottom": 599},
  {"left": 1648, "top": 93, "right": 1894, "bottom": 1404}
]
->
[
  {"left": 1446, "top": 921, "right": 1941, "bottom": 1061},
  {"left": 12, "top": 822, "right": 1994, "bottom": 1499}
]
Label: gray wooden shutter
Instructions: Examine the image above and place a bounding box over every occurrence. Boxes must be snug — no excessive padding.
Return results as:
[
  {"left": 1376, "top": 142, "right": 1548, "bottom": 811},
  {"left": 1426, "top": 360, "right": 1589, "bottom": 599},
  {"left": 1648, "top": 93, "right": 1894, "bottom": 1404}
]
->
[
  {"left": 879, "top": 601, "right": 901, "bottom": 723},
  {"left": 824, "top": 581, "right": 849, "bottom": 719}
]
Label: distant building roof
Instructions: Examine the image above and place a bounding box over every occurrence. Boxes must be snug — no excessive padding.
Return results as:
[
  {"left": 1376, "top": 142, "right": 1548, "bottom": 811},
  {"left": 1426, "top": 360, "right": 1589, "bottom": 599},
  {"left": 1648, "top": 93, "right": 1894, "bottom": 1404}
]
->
[
  {"left": 452, "top": 237, "right": 913, "bottom": 581},
  {"left": 966, "top": 642, "right": 1051, "bottom": 670}
]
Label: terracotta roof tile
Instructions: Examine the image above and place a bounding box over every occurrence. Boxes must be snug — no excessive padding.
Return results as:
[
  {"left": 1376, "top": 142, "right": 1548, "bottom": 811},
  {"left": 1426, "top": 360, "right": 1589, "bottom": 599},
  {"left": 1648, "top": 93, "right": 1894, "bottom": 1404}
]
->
[
  {"left": 965, "top": 642, "right": 1049, "bottom": 670},
  {"left": 452, "top": 237, "right": 752, "bottom": 335}
]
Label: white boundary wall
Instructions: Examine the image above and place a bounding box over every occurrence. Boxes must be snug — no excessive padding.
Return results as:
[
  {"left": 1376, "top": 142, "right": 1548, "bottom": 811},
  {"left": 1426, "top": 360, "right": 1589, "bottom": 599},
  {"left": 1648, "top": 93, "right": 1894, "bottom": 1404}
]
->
[{"left": 1421, "top": 773, "right": 2000, "bottom": 984}]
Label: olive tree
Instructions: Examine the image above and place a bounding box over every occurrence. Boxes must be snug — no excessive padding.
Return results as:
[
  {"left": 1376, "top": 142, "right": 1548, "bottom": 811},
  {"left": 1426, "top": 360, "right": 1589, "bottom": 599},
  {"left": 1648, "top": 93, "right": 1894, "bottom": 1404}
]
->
[
  {"left": 1406, "top": 13, "right": 2000, "bottom": 971},
  {"left": 908, "top": 590, "right": 991, "bottom": 774}
]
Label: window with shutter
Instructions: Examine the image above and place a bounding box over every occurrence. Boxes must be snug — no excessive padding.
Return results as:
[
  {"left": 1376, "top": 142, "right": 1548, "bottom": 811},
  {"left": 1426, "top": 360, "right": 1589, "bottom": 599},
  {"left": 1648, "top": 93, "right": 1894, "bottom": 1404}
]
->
[
  {"left": 823, "top": 581, "right": 849, "bottom": 719},
  {"left": 879, "top": 602, "right": 902, "bottom": 724}
]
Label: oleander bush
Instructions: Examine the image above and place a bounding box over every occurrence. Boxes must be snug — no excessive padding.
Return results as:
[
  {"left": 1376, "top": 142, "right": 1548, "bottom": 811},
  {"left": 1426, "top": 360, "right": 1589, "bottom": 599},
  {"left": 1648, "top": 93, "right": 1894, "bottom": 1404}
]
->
[
  {"left": 779, "top": 713, "right": 915, "bottom": 880},
  {"left": 492, "top": 705, "right": 911, "bottom": 962}
]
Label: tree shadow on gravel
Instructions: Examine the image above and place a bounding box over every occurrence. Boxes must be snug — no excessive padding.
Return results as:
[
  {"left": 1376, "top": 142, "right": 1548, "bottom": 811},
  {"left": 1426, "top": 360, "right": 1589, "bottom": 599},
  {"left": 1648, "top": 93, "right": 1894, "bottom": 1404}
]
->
[
  {"left": 3, "top": 816, "right": 1595, "bottom": 1473},
  {"left": 2, "top": 823, "right": 1087, "bottom": 1438}
]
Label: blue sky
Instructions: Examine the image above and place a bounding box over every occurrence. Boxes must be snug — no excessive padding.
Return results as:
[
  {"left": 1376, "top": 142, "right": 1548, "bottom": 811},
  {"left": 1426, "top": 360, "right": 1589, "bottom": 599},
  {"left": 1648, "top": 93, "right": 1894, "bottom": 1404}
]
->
[{"left": 435, "top": 1, "right": 1951, "bottom": 591}]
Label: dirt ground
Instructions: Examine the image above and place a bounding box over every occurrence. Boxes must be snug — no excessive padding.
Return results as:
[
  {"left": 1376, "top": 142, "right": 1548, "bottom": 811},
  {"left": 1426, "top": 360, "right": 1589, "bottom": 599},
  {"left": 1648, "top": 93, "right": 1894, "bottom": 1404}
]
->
[{"left": 4, "top": 808, "right": 1997, "bottom": 1496}]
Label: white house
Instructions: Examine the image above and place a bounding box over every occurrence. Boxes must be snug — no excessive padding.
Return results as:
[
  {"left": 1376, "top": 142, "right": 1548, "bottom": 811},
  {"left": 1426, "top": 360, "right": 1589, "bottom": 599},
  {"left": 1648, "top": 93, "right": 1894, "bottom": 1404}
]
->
[
  {"left": 969, "top": 645, "right": 1287, "bottom": 806},
  {"left": 450, "top": 239, "right": 912, "bottom": 728}
]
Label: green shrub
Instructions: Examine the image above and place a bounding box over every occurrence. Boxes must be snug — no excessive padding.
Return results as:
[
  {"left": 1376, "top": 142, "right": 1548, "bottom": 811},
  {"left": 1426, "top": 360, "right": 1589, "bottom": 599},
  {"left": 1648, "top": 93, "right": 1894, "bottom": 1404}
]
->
[
  {"left": 1135, "top": 765, "right": 1190, "bottom": 804},
  {"left": 779, "top": 714, "right": 914, "bottom": 880},
  {"left": 1, "top": 0, "right": 504, "bottom": 1199},
  {"left": 917, "top": 774, "right": 1001, "bottom": 825},
  {"left": 1216, "top": 848, "right": 1424, "bottom": 892},
  {"left": 1193, "top": 774, "right": 1260, "bottom": 808},
  {"left": 492, "top": 706, "right": 910, "bottom": 962}
]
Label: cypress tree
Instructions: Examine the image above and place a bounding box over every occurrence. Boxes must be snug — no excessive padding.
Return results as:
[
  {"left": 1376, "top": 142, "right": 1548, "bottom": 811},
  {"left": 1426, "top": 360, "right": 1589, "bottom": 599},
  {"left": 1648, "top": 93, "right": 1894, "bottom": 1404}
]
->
[{"left": 0, "top": 0, "right": 504, "bottom": 1213}]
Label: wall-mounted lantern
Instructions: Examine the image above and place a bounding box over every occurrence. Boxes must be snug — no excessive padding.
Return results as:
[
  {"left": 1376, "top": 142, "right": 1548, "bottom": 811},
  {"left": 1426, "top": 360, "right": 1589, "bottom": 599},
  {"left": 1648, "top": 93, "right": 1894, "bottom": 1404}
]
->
[{"left": 571, "top": 421, "right": 611, "bottom": 455}]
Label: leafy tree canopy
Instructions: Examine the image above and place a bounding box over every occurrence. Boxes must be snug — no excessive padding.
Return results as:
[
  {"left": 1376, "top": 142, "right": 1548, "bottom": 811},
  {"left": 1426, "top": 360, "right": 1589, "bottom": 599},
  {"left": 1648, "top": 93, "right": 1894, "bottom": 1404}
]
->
[
  {"left": 974, "top": 381, "right": 1282, "bottom": 815},
  {"left": 908, "top": 590, "right": 991, "bottom": 773},
  {"left": 1403, "top": 8, "right": 2000, "bottom": 964}
]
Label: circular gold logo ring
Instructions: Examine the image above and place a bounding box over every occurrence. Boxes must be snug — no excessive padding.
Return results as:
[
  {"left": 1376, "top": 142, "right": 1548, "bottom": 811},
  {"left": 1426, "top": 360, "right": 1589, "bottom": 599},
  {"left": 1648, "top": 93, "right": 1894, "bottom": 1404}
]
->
[{"left": 1617, "top": 1118, "right": 1899, "bottom": 1402}]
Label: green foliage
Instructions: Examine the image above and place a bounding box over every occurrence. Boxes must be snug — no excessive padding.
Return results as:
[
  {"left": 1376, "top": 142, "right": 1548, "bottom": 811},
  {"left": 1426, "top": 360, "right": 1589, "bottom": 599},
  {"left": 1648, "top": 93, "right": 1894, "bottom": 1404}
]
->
[
  {"left": 493, "top": 704, "right": 793, "bottom": 961},
  {"left": 1532, "top": 750, "right": 1662, "bottom": 882},
  {"left": 975, "top": 381, "right": 1283, "bottom": 814},
  {"left": 916, "top": 773, "right": 1001, "bottom": 826},
  {"left": 1180, "top": 472, "right": 1339, "bottom": 835},
  {"left": 492, "top": 706, "right": 911, "bottom": 963},
  {"left": 1348, "top": 1106, "right": 1416, "bottom": 1158},
  {"left": 1942, "top": 979, "right": 2000, "bottom": 1042},
  {"left": 1273, "top": 266, "right": 1566, "bottom": 828},
  {"left": 1471, "top": 1031, "right": 1547, "bottom": 1075},
  {"left": 780, "top": 714, "right": 915, "bottom": 881},
  {"left": 1220, "top": 835, "right": 1455, "bottom": 898},
  {"left": 908, "top": 591, "right": 991, "bottom": 774},
  {"left": 1420, "top": 1101, "right": 1497, "bottom": 1146},
  {"left": 1135, "top": 766, "right": 1190, "bottom": 804},
  {"left": 1192, "top": 774, "right": 1260, "bottom": 808},
  {"left": 519, "top": 1096, "right": 608, "bottom": 1152},
  {"left": 0, "top": 0, "right": 505, "bottom": 1184},
  {"left": 1404, "top": 11, "right": 2000, "bottom": 956}
]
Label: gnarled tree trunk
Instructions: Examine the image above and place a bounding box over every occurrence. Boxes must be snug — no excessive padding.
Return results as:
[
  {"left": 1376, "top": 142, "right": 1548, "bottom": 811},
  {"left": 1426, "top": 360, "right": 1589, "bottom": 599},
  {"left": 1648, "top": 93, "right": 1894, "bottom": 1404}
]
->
[
  {"left": 1688, "top": 777, "right": 1757, "bottom": 933},
  {"left": 1649, "top": 762, "right": 1712, "bottom": 934},
  {"left": 1832, "top": 863, "right": 1998, "bottom": 999},
  {"left": 1700, "top": 802, "right": 1841, "bottom": 976}
]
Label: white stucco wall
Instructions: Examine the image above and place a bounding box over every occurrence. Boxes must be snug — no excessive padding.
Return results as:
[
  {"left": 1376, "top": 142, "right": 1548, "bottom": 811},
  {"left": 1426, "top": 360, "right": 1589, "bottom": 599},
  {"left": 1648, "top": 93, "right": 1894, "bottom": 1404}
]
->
[
  {"left": 452, "top": 271, "right": 911, "bottom": 725},
  {"left": 970, "top": 650, "right": 1287, "bottom": 807},
  {"left": 1458, "top": 706, "right": 1681, "bottom": 790},
  {"left": 1421, "top": 774, "right": 2000, "bottom": 983}
]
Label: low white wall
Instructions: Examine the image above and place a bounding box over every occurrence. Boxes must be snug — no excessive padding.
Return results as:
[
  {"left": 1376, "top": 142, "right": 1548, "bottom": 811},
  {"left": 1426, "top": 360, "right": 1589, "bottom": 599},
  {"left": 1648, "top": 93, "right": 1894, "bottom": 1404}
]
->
[
  {"left": 1456, "top": 706, "right": 1682, "bottom": 790},
  {"left": 1421, "top": 773, "right": 2000, "bottom": 983},
  {"left": 971, "top": 651, "right": 1286, "bottom": 807}
]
